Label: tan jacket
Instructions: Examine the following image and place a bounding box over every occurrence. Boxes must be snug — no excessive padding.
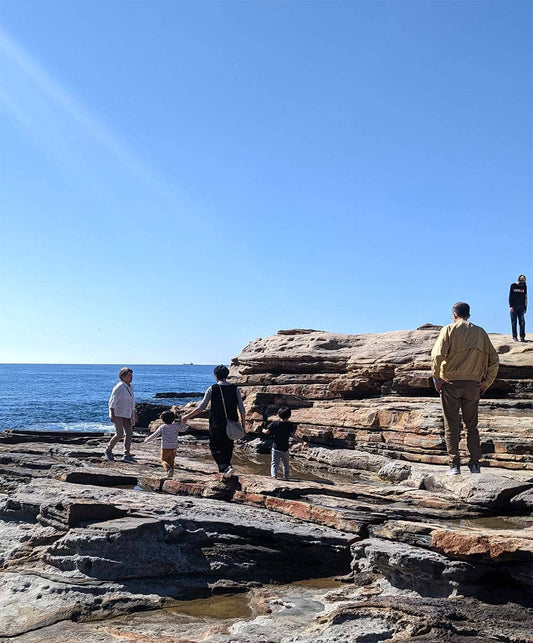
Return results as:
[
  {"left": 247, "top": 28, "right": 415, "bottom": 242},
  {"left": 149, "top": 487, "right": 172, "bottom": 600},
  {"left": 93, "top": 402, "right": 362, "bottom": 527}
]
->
[{"left": 431, "top": 319, "right": 499, "bottom": 388}]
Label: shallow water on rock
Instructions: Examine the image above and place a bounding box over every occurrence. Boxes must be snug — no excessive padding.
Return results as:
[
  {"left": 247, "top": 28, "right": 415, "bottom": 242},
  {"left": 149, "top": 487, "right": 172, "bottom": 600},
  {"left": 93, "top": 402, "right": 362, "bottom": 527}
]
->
[
  {"left": 456, "top": 515, "right": 533, "bottom": 530},
  {"left": 229, "top": 451, "right": 358, "bottom": 484},
  {"left": 160, "top": 576, "right": 342, "bottom": 621},
  {"left": 166, "top": 591, "right": 253, "bottom": 619},
  {"left": 435, "top": 515, "right": 533, "bottom": 531}
]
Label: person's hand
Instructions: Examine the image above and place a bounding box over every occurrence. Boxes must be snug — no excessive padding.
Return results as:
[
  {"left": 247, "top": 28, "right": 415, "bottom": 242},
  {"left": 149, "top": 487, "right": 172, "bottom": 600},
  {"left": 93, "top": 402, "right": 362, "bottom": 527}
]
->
[
  {"left": 479, "top": 382, "right": 488, "bottom": 394},
  {"left": 433, "top": 378, "right": 444, "bottom": 393},
  {"left": 510, "top": 307, "right": 514, "bottom": 312}
]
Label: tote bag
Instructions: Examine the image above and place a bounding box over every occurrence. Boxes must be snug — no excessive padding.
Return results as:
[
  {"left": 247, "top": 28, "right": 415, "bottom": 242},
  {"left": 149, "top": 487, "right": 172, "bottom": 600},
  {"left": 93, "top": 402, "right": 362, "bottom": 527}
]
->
[{"left": 219, "top": 385, "right": 245, "bottom": 440}]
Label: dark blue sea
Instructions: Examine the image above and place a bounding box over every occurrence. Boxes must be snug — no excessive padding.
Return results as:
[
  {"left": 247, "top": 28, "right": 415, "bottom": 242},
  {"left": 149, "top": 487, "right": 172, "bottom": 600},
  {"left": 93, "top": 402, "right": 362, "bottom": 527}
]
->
[{"left": 0, "top": 364, "right": 216, "bottom": 433}]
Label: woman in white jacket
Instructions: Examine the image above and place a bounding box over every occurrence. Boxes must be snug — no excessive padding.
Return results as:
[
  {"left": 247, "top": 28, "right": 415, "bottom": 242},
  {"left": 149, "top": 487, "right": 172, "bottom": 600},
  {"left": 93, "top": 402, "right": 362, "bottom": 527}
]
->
[{"left": 105, "top": 367, "right": 136, "bottom": 463}]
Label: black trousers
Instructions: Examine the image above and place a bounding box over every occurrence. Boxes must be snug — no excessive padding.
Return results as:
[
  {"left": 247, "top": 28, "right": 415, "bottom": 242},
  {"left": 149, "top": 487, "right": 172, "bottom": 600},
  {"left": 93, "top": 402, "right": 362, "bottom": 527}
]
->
[
  {"left": 510, "top": 307, "right": 526, "bottom": 339},
  {"left": 209, "top": 424, "right": 234, "bottom": 472}
]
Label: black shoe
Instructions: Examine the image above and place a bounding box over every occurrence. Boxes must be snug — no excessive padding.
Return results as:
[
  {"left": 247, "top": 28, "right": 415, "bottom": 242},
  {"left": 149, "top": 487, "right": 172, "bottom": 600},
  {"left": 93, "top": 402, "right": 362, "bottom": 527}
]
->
[
  {"left": 469, "top": 463, "right": 481, "bottom": 474},
  {"left": 520, "top": 338, "right": 526, "bottom": 343},
  {"left": 512, "top": 337, "right": 518, "bottom": 342}
]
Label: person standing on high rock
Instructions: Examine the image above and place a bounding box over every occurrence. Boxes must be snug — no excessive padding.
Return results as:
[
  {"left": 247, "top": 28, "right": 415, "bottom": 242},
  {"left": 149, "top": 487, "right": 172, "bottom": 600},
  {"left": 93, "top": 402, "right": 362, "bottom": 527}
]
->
[
  {"left": 509, "top": 274, "right": 527, "bottom": 342},
  {"left": 431, "top": 302, "right": 499, "bottom": 477}
]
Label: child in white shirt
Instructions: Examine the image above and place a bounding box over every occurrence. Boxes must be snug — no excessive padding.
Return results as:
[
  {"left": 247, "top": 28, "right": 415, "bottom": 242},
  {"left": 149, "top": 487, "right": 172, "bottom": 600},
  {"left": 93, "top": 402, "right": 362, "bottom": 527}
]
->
[{"left": 144, "top": 410, "right": 187, "bottom": 479}]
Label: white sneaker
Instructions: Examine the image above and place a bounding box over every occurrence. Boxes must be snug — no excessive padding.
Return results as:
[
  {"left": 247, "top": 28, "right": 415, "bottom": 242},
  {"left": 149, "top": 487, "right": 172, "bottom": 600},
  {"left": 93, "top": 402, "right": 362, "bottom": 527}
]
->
[
  {"left": 446, "top": 465, "right": 461, "bottom": 476},
  {"left": 222, "top": 466, "right": 235, "bottom": 478}
]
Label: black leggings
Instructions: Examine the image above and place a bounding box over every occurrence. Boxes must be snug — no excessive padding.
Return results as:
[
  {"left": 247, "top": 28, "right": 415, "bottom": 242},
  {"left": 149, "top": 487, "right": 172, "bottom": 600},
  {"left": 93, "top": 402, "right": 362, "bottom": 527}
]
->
[{"left": 209, "top": 425, "right": 234, "bottom": 472}]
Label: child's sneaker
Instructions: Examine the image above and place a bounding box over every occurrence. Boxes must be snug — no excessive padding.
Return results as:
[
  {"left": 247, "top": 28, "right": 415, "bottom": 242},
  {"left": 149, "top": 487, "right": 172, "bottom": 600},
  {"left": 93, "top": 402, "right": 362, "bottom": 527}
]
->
[
  {"left": 104, "top": 449, "right": 114, "bottom": 461},
  {"left": 122, "top": 454, "right": 136, "bottom": 463},
  {"left": 166, "top": 468, "right": 174, "bottom": 479},
  {"left": 222, "top": 466, "right": 235, "bottom": 478}
]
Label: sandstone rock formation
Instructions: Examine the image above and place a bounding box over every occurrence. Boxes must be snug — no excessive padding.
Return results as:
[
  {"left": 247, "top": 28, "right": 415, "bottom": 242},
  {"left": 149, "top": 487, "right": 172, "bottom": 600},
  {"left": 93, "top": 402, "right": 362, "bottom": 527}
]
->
[
  {"left": 230, "top": 328, "right": 533, "bottom": 469},
  {"left": 1, "top": 427, "right": 531, "bottom": 640},
  {"left": 1, "top": 328, "right": 532, "bottom": 641}
]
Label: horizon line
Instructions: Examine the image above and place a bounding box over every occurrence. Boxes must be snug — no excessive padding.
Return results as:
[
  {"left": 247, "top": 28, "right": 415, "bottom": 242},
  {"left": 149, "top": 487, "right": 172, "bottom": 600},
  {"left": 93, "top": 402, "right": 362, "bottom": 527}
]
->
[{"left": 0, "top": 362, "right": 218, "bottom": 366}]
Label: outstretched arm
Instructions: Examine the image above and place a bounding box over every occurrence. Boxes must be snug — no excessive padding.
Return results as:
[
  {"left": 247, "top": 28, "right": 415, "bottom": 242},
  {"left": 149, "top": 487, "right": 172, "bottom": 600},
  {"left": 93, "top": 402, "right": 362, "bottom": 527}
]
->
[
  {"left": 182, "top": 387, "right": 212, "bottom": 422},
  {"left": 144, "top": 426, "right": 161, "bottom": 443}
]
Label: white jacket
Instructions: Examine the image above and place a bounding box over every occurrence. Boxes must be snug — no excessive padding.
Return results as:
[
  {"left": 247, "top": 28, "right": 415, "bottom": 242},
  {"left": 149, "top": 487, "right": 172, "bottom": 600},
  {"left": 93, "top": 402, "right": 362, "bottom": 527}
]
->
[{"left": 108, "top": 381, "right": 135, "bottom": 420}]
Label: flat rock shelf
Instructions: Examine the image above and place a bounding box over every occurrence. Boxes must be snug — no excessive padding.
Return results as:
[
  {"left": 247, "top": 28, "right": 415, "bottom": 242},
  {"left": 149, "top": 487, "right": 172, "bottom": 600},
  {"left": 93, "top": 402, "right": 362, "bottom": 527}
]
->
[{"left": 1, "top": 328, "right": 532, "bottom": 641}]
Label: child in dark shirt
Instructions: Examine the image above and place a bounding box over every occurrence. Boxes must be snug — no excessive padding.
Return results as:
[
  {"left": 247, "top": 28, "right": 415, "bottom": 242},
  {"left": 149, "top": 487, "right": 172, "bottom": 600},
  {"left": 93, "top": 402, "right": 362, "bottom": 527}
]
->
[{"left": 263, "top": 406, "right": 297, "bottom": 480}]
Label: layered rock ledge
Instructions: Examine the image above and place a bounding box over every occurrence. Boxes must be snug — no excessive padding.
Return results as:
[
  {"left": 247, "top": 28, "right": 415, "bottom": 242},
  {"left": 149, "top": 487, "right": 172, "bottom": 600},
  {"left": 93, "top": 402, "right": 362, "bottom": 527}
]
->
[
  {"left": 1, "top": 328, "right": 532, "bottom": 641},
  {"left": 230, "top": 328, "right": 533, "bottom": 469}
]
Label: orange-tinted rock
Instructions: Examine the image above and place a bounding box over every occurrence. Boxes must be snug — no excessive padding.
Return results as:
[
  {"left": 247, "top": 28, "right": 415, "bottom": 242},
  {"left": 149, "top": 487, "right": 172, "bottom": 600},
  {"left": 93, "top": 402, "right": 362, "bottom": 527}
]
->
[{"left": 430, "top": 530, "right": 533, "bottom": 561}]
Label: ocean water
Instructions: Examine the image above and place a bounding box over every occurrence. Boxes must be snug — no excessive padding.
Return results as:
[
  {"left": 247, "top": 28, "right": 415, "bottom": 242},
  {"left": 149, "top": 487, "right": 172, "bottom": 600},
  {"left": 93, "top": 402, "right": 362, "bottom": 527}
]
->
[{"left": 0, "top": 364, "right": 216, "bottom": 433}]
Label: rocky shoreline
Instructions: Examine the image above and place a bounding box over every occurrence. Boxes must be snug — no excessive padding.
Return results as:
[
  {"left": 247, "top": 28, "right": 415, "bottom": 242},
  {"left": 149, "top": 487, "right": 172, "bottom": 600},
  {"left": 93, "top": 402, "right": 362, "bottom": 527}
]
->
[{"left": 1, "top": 328, "right": 532, "bottom": 641}]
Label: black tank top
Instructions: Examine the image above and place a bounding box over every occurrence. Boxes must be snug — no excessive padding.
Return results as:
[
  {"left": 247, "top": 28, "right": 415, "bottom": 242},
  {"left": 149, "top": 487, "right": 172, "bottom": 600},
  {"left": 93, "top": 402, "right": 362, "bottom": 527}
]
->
[{"left": 209, "top": 383, "right": 239, "bottom": 429}]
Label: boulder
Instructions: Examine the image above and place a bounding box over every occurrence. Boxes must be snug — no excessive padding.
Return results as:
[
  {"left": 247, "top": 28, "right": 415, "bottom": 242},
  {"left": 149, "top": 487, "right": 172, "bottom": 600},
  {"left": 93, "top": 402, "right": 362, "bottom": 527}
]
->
[{"left": 134, "top": 402, "right": 171, "bottom": 428}]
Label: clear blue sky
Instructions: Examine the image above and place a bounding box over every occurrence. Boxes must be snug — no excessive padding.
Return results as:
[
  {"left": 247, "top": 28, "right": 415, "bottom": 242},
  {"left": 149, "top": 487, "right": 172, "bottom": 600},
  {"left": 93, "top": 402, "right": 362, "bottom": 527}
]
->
[{"left": 1, "top": 1, "right": 531, "bottom": 364}]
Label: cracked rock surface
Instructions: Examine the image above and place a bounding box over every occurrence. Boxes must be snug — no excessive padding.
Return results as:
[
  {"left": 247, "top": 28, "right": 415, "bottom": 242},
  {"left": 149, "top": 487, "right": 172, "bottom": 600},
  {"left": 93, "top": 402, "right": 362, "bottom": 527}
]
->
[{"left": 1, "top": 328, "right": 532, "bottom": 640}]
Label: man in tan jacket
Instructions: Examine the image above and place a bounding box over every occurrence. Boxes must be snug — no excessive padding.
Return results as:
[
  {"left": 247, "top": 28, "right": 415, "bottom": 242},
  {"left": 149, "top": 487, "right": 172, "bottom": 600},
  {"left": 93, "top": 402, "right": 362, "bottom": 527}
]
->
[{"left": 431, "top": 302, "right": 499, "bottom": 476}]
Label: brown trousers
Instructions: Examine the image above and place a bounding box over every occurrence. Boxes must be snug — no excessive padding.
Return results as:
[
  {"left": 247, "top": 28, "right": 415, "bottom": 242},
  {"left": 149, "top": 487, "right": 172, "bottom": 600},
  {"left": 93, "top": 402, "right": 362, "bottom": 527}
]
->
[
  {"left": 440, "top": 380, "right": 482, "bottom": 466},
  {"left": 161, "top": 448, "right": 176, "bottom": 471},
  {"left": 108, "top": 417, "right": 133, "bottom": 455}
]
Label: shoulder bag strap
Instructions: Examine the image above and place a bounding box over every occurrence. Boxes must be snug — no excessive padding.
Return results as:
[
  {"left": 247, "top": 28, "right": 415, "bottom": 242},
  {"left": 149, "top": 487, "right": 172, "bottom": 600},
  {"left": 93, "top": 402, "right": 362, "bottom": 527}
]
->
[{"left": 218, "top": 384, "right": 228, "bottom": 420}]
